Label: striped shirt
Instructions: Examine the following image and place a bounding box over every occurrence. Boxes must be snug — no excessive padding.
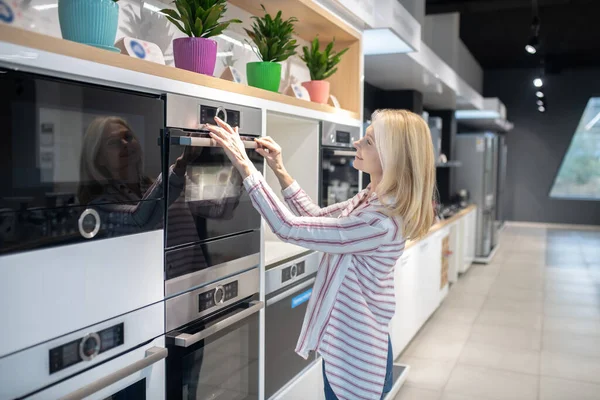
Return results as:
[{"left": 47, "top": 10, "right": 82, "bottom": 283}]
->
[{"left": 243, "top": 171, "right": 405, "bottom": 400}]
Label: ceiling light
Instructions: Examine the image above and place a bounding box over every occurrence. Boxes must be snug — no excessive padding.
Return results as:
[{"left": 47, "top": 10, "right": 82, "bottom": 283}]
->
[
  {"left": 363, "top": 28, "right": 415, "bottom": 55},
  {"left": 525, "top": 35, "right": 539, "bottom": 54},
  {"left": 455, "top": 110, "right": 501, "bottom": 120},
  {"left": 538, "top": 106, "right": 546, "bottom": 112},
  {"left": 537, "top": 100, "right": 544, "bottom": 106},
  {"left": 533, "top": 78, "right": 543, "bottom": 87},
  {"left": 536, "top": 91, "right": 544, "bottom": 98}
]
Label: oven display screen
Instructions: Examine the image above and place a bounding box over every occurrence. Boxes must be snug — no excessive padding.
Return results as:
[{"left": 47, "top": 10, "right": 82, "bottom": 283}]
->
[
  {"left": 99, "top": 323, "right": 125, "bottom": 353},
  {"left": 336, "top": 131, "right": 351, "bottom": 144},
  {"left": 200, "top": 106, "right": 241, "bottom": 128}
]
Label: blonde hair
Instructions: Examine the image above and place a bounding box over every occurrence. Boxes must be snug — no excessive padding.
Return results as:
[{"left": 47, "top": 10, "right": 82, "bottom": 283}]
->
[
  {"left": 371, "top": 109, "right": 437, "bottom": 240},
  {"left": 78, "top": 116, "right": 146, "bottom": 204}
]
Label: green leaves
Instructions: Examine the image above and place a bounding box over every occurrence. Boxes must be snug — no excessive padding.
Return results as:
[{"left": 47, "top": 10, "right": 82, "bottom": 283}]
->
[
  {"left": 244, "top": 5, "right": 298, "bottom": 62},
  {"left": 300, "top": 37, "right": 348, "bottom": 81},
  {"left": 160, "top": 0, "right": 241, "bottom": 38}
]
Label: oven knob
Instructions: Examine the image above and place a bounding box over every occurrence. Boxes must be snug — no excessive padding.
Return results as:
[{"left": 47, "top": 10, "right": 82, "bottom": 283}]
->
[
  {"left": 78, "top": 209, "right": 101, "bottom": 239},
  {"left": 216, "top": 106, "right": 227, "bottom": 124},
  {"left": 290, "top": 265, "right": 298, "bottom": 279},
  {"left": 79, "top": 332, "right": 101, "bottom": 361},
  {"left": 214, "top": 286, "right": 225, "bottom": 305}
]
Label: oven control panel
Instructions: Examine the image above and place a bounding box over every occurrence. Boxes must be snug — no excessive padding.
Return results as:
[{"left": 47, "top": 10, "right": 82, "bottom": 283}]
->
[
  {"left": 200, "top": 105, "right": 241, "bottom": 128},
  {"left": 282, "top": 261, "right": 305, "bottom": 283},
  {"left": 49, "top": 323, "right": 124, "bottom": 374},
  {"left": 199, "top": 281, "right": 239, "bottom": 312}
]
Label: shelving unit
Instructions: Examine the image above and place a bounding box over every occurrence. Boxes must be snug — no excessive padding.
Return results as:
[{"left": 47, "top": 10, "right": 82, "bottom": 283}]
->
[
  {"left": 0, "top": 25, "right": 360, "bottom": 120},
  {"left": 228, "top": 0, "right": 362, "bottom": 116},
  {"left": 263, "top": 112, "right": 321, "bottom": 267}
]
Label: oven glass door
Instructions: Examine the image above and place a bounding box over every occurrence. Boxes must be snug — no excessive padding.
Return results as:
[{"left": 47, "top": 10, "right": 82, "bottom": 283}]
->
[
  {"left": 166, "top": 130, "right": 263, "bottom": 249},
  {"left": 265, "top": 274, "right": 317, "bottom": 399},
  {"left": 0, "top": 69, "right": 164, "bottom": 255},
  {"left": 320, "top": 148, "right": 360, "bottom": 206},
  {"left": 167, "top": 299, "right": 262, "bottom": 400}
]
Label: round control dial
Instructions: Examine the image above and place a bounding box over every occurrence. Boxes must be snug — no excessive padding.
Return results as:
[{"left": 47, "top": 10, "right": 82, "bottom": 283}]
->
[
  {"left": 215, "top": 106, "right": 227, "bottom": 123},
  {"left": 79, "top": 332, "right": 101, "bottom": 361},
  {"left": 78, "top": 209, "right": 101, "bottom": 239},
  {"left": 214, "top": 286, "right": 225, "bottom": 305},
  {"left": 290, "top": 265, "right": 298, "bottom": 279}
]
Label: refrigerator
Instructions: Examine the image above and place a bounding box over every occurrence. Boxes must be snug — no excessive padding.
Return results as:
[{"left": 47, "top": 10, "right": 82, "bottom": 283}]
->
[
  {"left": 495, "top": 135, "right": 508, "bottom": 235},
  {"left": 453, "top": 133, "right": 499, "bottom": 258}
]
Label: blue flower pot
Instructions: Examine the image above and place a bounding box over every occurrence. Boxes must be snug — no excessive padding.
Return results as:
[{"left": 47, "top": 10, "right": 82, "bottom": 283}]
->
[{"left": 58, "top": 0, "right": 119, "bottom": 48}]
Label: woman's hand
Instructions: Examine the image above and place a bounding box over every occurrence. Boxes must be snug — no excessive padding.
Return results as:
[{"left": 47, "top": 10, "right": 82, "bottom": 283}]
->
[
  {"left": 255, "top": 137, "right": 284, "bottom": 172},
  {"left": 205, "top": 117, "right": 257, "bottom": 179},
  {"left": 256, "top": 136, "right": 294, "bottom": 189}
]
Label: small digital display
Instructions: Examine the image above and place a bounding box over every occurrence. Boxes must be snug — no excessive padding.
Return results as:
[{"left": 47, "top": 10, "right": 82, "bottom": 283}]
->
[
  {"left": 336, "top": 131, "right": 351, "bottom": 144},
  {"left": 200, "top": 106, "right": 241, "bottom": 128},
  {"left": 99, "top": 323, "right": 124, "bottom": 353}
]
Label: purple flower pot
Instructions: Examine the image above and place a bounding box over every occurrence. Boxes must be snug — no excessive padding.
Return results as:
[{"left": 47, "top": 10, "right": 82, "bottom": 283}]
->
[{"left": 173, "top": 37, "right": 217, "bottom": 76}]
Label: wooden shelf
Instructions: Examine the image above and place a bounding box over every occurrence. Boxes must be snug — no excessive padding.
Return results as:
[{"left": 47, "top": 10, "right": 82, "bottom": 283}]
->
[
  {"left": 228, "top": 0, "right": 360, "bottom": 43},
  {"left": 0, "top": 25, "right": 360, "bottom": 120},
  {"left": 228, "top": 0, "right": 362, "bottom": 116}
]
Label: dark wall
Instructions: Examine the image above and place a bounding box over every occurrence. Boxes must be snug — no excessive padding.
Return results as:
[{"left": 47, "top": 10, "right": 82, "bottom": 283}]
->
[{"left": 484, "top": 68, "right": 600, "bottom": 225}]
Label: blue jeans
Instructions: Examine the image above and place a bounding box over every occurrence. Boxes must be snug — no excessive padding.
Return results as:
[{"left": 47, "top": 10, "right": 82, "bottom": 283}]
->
[{"left": 323, "top": 337, "right": 393, "bottom": 400}]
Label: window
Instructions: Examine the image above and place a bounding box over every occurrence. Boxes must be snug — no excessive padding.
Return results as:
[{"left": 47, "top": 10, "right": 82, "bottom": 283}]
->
[{"left": 550, "top": 97, "right": 600, "bottom": 200}]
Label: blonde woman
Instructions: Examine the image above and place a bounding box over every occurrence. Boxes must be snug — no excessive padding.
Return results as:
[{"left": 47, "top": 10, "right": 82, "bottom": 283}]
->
[{"left": 207, "top": 109, "right": 436, "bottom": 400}]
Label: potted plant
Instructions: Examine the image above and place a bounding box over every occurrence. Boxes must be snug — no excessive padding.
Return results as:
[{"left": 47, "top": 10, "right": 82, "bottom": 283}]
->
[
  {"left": 244, "top": 6, "right": 298, "bottom": 92},
  {"left": 300, "top": 37, "right": 348, "bottom": 104},
  {"left": 58, "top": 0, "right": 121, "bottom": 52},
  {"left": 161, "top": 0, "right": 241, "bottom": 75}
]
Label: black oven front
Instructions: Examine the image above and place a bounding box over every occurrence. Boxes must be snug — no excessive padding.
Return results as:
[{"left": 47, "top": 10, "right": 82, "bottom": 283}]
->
[
  {"left": 0, "top": 69, "right": 165, "bottom": 255},
  {"left": 165, "top": 269, "right": 262, "bottom": 400},
  {"left": 319, "top": 122, "right": 361, "bottom": 207},
  {"left": 163, "top": 95, "right": 264, "bottom": 297}
]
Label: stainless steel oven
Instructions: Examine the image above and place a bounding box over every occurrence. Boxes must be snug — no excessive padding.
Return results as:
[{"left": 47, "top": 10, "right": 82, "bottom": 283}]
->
[
  {"left": 0, "top": 303, "right": 166, "bottom": 399},
  {"left": 165, "top": 268, "right": 262, "bottom": 400},
  {"left": 163, "top": 95, "right": 263, "bottom": 298},
  {"left": 264, "top": 252, "right": 321, "bottom": 399},
  {"left": 0, "top": 69, "right": 166, "bottom": 357},
  {"left": 319, "top": 122, "right": 361, "bottom": 207}
]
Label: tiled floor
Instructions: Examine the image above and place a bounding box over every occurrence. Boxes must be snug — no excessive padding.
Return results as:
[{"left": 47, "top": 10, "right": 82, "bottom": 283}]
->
[{"left": 394, "top": 224, "right": 600, "bottom": 400}]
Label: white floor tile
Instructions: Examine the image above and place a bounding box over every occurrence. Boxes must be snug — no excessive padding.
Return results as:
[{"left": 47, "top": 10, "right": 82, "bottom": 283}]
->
[
  {"left": 543, "top": 316, "right": 600, "bottom": 336},
  {"left": 458, "top": 341, "right": 540, "bottom": 375},
  {"left": 404, "top": 336, "right": 466, "bottom": 361},
  {"left": 541, "top": 351, "right": 600, "bottom": 384},
  {"left": 393, "top": 386, "right": 441, "bottom": 400},
  {"left": 444, "top": 364, "right": 538, "bottom": 400},
  {"left": 475, "top": 309, "right": 543, "bottom": 331},
  {"left": 451, "top": 276, "right": 496, "bottom": 296},
  {"left": 419, "top": 320, "right": 474, "bottom": 342},
  {"left": 543, "top": 303, "right": 600, "bottom": 320},
  {"left": 469, "top": 324, "right": 542, "bottom": 351},
  {"left": 545, "top": 281, "right": 600, "bottom": 296},
  {"left": 430, "top": 304, "right": 480, "bottom": 325},
  {"left": 540, "top": 376, "right": 600, "bottom": 400},
  {"left": 442, "top": 291, "right": 487, "bottom": 311},
  {"left": 488, "top": 285, "right": 544, "bottom": 302},
  {"left": 544, "top": 290, "right": 600, "bottom": 307},
  {"left": 543, "top": 331, "right": 600, "bottom": 358},
  {"left": 482, "top": 296, "right": 544, "bottom": 314},
  {"left": 400, "top": 357, "right": 456, "bottom": 391}
]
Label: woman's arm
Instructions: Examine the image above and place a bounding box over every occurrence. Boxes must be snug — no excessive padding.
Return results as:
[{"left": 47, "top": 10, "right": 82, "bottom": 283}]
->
[
  {"left": 256, "top": 136, "right": 351, "bottom": 217},
  {"left": 243, "top": 171, "right": 390, "bottom": 254}
]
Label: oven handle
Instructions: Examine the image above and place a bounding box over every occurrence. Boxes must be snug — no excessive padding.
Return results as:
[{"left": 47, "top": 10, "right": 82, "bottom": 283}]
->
[
  {"left": 266, "top": 278, "right": 316, "bottom": 307},
  {"left": 331, "top": 150, "right": 356, "bottom": 157},
  {"left": 59, "top": 347, "right": 168, "bottom": 400},
  {"left": 170, "top": 135, "right": 257, "bottom": 149},
  {"left": 173, "top": 300, "right": 264, "bottom": 348}
]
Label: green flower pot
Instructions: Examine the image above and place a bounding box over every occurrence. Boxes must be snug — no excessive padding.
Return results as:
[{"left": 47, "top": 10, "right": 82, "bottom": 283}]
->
[{"left": 246, "top": 62, "right": 282, "bottom": 92}]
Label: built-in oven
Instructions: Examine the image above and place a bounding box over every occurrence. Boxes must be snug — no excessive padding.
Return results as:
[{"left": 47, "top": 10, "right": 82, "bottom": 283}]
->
[
  {"left": 264, "top": 252, "right": 321, "bottom": 399},
  {"left": 0, "top": 302, "right": 166, "bottom": 399},
  {"left": 165, "top": 268, "right": 262, "bottom": 400},
  {"left": 163, "top": 95, "right": 263, "bottom": 298},
  {"left": 319, "top": 122, "right": 362, "bottom": 207},
  {"left": 0, "top": 69, "right": 166, "bottom": 357}
]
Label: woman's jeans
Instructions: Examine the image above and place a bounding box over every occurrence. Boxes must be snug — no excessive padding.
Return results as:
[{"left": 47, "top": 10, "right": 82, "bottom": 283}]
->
[{"left": 323, "top": 337, "right": 393, "bottom": 400}]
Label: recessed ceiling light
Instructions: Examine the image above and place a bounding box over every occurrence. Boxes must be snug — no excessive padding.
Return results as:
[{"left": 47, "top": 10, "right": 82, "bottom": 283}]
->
[
  {"left": 534, "top": 78, "right": 543, "bottom": 88},
  {"left": 536, "top": 91, "right": 544, "bottom": 98},
  {"left": 538, "top": 106, "right": 546, "bottom": 112},
  {"left": 537, "top": 100, "right": 544, "bottom": 106}
]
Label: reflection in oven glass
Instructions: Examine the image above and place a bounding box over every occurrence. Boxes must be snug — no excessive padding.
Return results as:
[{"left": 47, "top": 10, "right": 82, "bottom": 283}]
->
[
  {"left": 0, "top": 71, "right": 167, "bottom": 254},
  {"left": 102, "top": 378, "right": 146, "bottom": 399}
]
